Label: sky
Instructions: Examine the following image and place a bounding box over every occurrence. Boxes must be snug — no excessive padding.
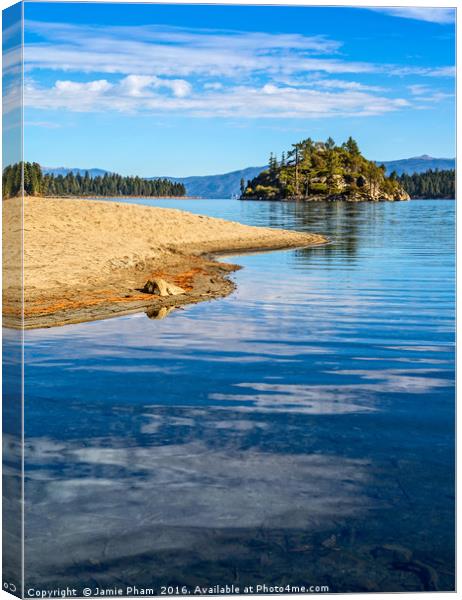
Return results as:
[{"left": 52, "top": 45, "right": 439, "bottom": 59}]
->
[{"left": 11, "top": 3, "right": 457, "bottom": 175}]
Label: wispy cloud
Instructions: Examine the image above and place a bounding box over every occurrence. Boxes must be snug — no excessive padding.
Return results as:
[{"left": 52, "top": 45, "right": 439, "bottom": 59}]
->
[
  {"left": 287, "top": 77, "right": 388, "bottom": 92},
  {"left": 22, "top": 19, "right": 454, "bottom": 120},
  {"left": 27, "top": 20, "right": 342, "bottom": 54},
  {"left": 24, "top": 20, "right": 453, "bottom": 79},
  {"left": 24, "top": 21, "right": 343, "bottom": 78},
  {"left": 384, "top": 64, "right": 455, "bottom": 79},
  {"left": 407, "top": 83, "right": 454, "bottom": 107},
  {"left": 25, "top": 120, "right": 62, "bottom": 129},
  {"left": 25, "top": 76, "right": 410, "bottom": 118},
  {"left": 368, "top": 8, "right": 455, "bottom": 25},
  {"left": 2, "top": 18, "right": 22, "bottom": 49},
  {"left": 408, "top": 84, "right": 432, "bottom": 96}
]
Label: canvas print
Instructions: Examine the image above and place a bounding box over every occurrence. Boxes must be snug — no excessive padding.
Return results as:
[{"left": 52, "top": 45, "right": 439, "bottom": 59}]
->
[{"left": 2, "top": 1, "right": 456, "bottom": 596}]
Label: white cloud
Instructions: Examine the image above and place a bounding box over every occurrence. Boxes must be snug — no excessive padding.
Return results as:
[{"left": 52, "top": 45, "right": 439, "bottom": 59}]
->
[
  {"left": 300, "top": 77, "right": 387, "bottom": 92},
  {"left": 407, "top": 83, "right": 453, "bottom": 107},
  {"left": 423, "top": 66, "right": 456, "bottom": 78},
  {"left": 119, "top": 74, "right": 156, "bottom": 97},
  {"left": 21, "top": 19, "right": 454, "bottom": 121},
  {"left": 408, "top": 84, "right": 431, "bottom": 96},
  {"left": 3, "top": 79, "right": 22, "bottom": 116},
  {"left": 392, "top": 65, "right": 455, "bottom": 78},
  {"left": 24, "top": 20, "right": 454, "bottom": 81},
  {"left": 369, "top": 8, "right": 455, "bottom": 25},
  {"left": 55, "top": 79, "right": 113, "bottom": 94},
  {"left": 3, "top": 18, "right": 21, "bottom": 45},
  {"left": 25, "top": 77, "right": 411, "bottom": 118},
  {"left": 24, "top": 21, "right": 343, "bottom": 79},
  {"left": 169, "top": 79, "right": 192, "bottom": 98},
  {"left": 27, "top": 20, "right": 342, "bottom": 54},
  {"left": 119, "top": 74, "right": 192, "bottom": 98},
  {"left": 3, "top": 46, "right": 22, "bottom": 76}
]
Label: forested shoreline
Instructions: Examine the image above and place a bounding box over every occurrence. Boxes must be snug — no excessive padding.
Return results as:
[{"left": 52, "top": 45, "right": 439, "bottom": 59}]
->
[
  {"left": 2, "top": 160, "right": 455, "bottom": 200},
  {"left": 2, "top": 162, "right": 186, "bottom": 199},
  {"left": 396, "top": 169, "right": 455, "bottom": 199},
  {"left": 241, "top": 137, "right": 455, "bottom": 202}
]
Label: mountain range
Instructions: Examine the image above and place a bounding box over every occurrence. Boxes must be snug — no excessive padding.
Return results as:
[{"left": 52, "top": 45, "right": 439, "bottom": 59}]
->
[
  {"left": 378, "top": 155, "right": 455, "bottom": 176},
  {"left": 42, "top": 155, "right": 455, "bottom": 199},
  {"left": 42, "top": 167, "right": 110, "bottom": 178}
]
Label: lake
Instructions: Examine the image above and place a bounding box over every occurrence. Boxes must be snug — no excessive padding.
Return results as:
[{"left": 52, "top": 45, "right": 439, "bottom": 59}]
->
[{"left": 21, "top": 199, "right": 455, "bottom": 593}]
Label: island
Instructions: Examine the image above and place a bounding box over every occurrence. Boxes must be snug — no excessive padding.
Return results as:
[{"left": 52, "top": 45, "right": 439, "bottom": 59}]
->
[
  {"left": 3, "top": 196, "right": 326, "bottom": 329},
  {"left": 241, "top": 137, "right": 410, "bottom": 202}
]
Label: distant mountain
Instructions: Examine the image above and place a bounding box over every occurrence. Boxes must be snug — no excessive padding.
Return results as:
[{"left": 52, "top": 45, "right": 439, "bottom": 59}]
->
[
  {"left": 42, "top": 165, "right": 265, "bottom": 198},
  {"left": 42, "top": 167, "right": 111, "bottom": 178},
  {"left": 41, "top": 155, "right": 455, "bottom": 198},
  {"left": 376, "top": 155, "right": 455, "bottom": 176},
  {"left": 150, "top": 166, "right": 266, "bottom": 199},
  {"left": 159, "top": 157, "right": 455, "bottom": 197}
]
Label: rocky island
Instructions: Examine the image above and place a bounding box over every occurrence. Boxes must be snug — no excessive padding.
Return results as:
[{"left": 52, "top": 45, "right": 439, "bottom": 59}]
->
[{"left": 242, "top": 137, "right": 410, "bottom": 202}]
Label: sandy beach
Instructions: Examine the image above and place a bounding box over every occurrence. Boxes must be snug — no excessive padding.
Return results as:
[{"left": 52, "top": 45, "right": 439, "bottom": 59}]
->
[{"left": 3, "top": 197, "right": 326, "bottom": 328}]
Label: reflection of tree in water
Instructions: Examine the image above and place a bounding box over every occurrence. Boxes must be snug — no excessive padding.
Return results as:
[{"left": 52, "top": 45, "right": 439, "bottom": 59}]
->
[
  {"left": 256, "top": 200, "right": 393, "bottom": 263},
  {"left": 266, "top": 201, "right": 362, "bottom": 260}
]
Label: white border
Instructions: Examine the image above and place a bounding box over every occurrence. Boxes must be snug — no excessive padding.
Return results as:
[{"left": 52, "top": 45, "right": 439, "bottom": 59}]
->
[{"left": 0, "top": 2, "right": 457, "bottom": 600}]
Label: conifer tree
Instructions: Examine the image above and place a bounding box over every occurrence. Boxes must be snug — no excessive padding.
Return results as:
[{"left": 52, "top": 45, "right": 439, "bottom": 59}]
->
[{"left": 2, "top": 162, "right": 187, "bottom": 199}]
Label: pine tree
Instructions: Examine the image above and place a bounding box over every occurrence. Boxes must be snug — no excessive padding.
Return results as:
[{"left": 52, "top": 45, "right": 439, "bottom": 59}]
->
[
  {"left": 397, "top": 168, "right": 455, "bottom": 198},
  {"left": 243, "top": 136, "right": 409, "bottom": 201},
  {"left": 2, "top": 163, "right": 187, "bottom": 199},
  {"left": 343, "top": 136, "right": 360, "bottom": 156}
]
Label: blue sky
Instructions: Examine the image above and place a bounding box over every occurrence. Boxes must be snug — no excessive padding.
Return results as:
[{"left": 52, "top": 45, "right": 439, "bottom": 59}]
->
[
  {"left": 3, "top": 2, "right": 22, "bottom": 167},
  {"left": 17, "top": 3, "right": 456, "bottom": 176}
]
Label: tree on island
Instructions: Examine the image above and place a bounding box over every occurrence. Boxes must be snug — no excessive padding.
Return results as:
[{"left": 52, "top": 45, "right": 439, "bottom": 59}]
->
[{"left": 242, "top": 136, "right": 410, "bottom": 202}]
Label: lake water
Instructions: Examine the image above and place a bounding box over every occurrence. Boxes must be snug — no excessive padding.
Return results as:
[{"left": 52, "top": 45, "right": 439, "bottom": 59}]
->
[{"left": 22, "top": 199, "right": 455, "bottom": 593}]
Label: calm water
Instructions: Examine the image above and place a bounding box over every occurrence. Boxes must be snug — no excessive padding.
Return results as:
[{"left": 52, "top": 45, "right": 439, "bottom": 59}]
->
[{"left": 22, "top": 199, "right": 454, "bottom": 593}]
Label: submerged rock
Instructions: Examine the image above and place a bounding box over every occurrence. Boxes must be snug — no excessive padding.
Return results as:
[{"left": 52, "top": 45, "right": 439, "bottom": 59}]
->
[
  {"left": 142, "top": 277, "right": 185, "bottom": 297},
  {"left": 371, "top": 544, "right": 413, "bottom": 562}
]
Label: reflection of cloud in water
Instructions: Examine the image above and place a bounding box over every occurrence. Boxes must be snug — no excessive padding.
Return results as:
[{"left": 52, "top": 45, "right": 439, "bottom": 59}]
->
[
  {"left": 327, "top": 368, "right": 451, "bottom": 393},
  {"left": 208, "top": 368, "right": 451, "bottom": 415},
  {"left": 20, "top": 201, "right": 455, "bottom": 591},
  {"left": 210, "top": 385, "right": 376, "bottom": 415},
  {"left": 66, "top": 364, "right": 177, "bottom": 374},
  {"left": 3, "top": 434, "right": 23, "bottom": 579},
  {"left": 25, "top": 308, "right": 333, "bottom": 367},
  {"left": 354, "top": 356, "right": 447, "bottom": 364},
  {"left": 25, "top": 434, "right": 371, "bottom": 581},
  {"left": 384, "top": 345, "right": 453, "bottom": 353}
]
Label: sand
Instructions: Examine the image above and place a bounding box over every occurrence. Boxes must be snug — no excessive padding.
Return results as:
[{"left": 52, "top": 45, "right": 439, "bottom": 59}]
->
[{"left": 3, "top": 197, "right": 326, "bottom": 328}]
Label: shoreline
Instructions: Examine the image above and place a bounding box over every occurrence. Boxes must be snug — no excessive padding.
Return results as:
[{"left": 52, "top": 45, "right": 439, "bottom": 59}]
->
[
  {"left": 242, "top": 194, "right": 410, "bottom": 202},
  {"left": 3, "top": 196, "right": 327, "bottom": 329},
  {"left": 20, "top": 194, "right": 202, "bottom": 200}
]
